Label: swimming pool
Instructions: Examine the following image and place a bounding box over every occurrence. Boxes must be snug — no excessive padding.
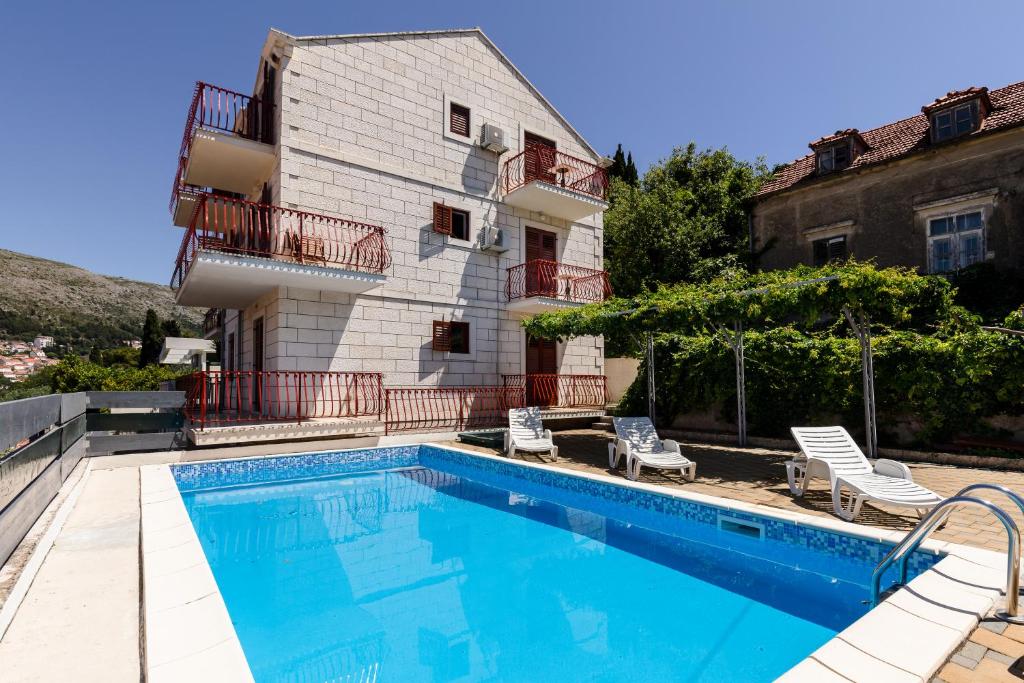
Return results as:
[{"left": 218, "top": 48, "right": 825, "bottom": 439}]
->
[{"left": 170, "top": 444, "right": 942, "bottom": 682}]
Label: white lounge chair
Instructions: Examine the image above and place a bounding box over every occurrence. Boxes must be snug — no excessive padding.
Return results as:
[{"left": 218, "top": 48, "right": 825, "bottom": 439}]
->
[
  {"left": 505, "top": 407, "right": 558, "bottom": 461},
  {"left": 789, "top": 426, "right": 944, "bottom": 522},
  {"left": 608, "top": 417, "right": 696, "bottom": 482}
]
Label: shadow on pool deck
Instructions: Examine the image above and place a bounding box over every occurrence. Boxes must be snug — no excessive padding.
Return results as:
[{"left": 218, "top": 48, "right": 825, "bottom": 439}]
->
[{"left": 443, "top": 428, "right": 1024, "bottom": 554}]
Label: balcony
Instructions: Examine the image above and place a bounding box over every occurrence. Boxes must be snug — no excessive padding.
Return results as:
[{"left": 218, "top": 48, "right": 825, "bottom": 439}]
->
[
  {"left": 169, "top": 82, "right": 276, "bottom": 224},
  {"left": 505, "top": 260, "right": 612, "bottom": 314},
  {"left": 501, "top": 147, "right": 609, "bottom": 221},
  {"left": 181, "top": 371, "right": 383, "bottom": 429},
  {"left": 171, "top": 194, "right": 391, "bottom": 308},
  {"left": 202, "top": 308, "right": 224, "bottom": 339}
]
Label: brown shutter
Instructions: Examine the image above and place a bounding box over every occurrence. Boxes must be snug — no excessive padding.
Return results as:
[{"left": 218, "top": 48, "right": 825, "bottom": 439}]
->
[
  {"left": 432, "top": 320, "right": 451, "bottom": 352},
  {"left": 432, "top": 202, "right": 452, "bottom": 235},
  {"left": 450, "top": 103, "right": 470, "bottom": 137}
]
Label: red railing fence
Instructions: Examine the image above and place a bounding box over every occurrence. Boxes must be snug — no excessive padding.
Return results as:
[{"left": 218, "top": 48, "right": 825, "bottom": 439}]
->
[
  {"left": 171, "top": 193, "right": 391, "bottom": 289},
  {"left": 505, "top": 260, "right": 612, "bottom": 303},
  {"left": 502, "top": 147, "right": 609, "bottom": 201},
  {"left": 384, "top": 386, "right": 526, "bottom": 434},
  {"left": 170, "top": 81, "right": 275, "bottom": 213},
  {"left": 502, "top": 374, "right": 608, "bottom": 409},
  {"left": 181, "top": 371, "right": 383, "bottom": 429}
]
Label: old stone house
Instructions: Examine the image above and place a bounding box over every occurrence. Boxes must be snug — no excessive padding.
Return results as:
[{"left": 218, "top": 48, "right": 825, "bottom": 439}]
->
[{"left": 751, "top": 81, "right": 1024, "bottom": 274}]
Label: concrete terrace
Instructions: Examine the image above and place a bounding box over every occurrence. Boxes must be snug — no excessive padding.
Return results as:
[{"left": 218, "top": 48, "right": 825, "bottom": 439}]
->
[{"left": 1, "top": 429, "right": 1024, "bottom": 681}]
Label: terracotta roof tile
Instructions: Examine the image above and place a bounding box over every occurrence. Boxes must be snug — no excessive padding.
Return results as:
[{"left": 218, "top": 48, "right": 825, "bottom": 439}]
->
[{"left": 757, "top": 80, "right": 1024, "bottom": 198}]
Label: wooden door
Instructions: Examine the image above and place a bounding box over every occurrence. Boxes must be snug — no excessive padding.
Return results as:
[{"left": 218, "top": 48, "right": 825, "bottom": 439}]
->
[
  {"left": 525, "top": 227, "right": 557, "bottom": 296},
  {"left": 525, "top": 335, "right": 558, "bottom": 406},
  {"left": 524, "top": 131, "right": 557, "bottom": 184}
]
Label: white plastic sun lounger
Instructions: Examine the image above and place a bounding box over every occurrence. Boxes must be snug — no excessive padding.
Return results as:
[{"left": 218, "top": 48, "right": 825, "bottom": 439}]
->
[
  {"left": 789, "top": 426, "right": 944, "bottom": 522},
  {"left": 608, "top": 417, "right": 696, "bottom": 482},
  {"left": 505, "top": 407, "right": 558, "bottom": 461}
]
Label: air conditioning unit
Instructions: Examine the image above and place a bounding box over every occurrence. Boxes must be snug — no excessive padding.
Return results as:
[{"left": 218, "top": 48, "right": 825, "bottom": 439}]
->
[
  {"left": 480, "top": 123, "right": 508, "bottom": 154},
  {"left": 481, "top": 226, "right": 509, "bottom": 253}
]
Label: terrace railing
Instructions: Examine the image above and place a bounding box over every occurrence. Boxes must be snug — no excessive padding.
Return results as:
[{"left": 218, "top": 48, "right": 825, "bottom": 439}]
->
[
  {"left": 502, "top": 374, "right": 608, "bottom": 409},
  {"left": 501, "top": 147, "right": 609, "bottom": 201},
  {"left": 505, "top": 260, "right": 612, "bottom": 304},
  {"left": 181, "top": 371, "right": 384, "bottom": 429},
  {"left": 384, "top": 386, "right": 526, "bottom": 434},
  {"left": 170, "top": 82, "right": 275, "bottom": 212},
  {"left": 171, "top": 194, "right": 391, "bottom": 289},
  {"left": 203, "top": 308, "right": 224, "bottom": 336}
]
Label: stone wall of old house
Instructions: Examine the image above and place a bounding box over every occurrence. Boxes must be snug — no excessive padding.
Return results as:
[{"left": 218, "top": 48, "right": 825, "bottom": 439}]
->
[{"left": 752, "top": 127, "right": 1024, "bottom": 272}]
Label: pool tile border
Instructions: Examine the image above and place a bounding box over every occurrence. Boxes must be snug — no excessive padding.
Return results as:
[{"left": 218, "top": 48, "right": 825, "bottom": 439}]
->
[{"left": 145, "top": 443, "right": 1010, "bottom": 682}]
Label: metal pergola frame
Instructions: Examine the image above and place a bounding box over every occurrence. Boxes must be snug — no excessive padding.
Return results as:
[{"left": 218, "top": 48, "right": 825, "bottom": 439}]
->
[{"left": 612, "top": 275, "right": 882, "bottom": 456}]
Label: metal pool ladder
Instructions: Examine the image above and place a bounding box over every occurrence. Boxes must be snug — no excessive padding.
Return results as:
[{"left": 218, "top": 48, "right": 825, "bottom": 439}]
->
[{"left": 870, "top": 483, "right": 1024, "bottom": 624}]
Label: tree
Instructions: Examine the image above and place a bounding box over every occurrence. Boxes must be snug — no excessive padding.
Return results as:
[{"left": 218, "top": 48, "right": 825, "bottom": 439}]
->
[
  {"left": 603, "top": 143, "right": 768, "bottom": 298},
  {"left": 139, "top": 309, "right": 162, "bottom": 368},
  {"left": 161, "top": 318, "right": 182, "bottom": 339},
  {"left": 607, "top": 144, "right": 639, "bottom": 186},
  {"left": 89, "top": 345, "right": 103, "bottom": 364},
  {"left": 624, "top": 152, "right": 638, "bottom": 185}
]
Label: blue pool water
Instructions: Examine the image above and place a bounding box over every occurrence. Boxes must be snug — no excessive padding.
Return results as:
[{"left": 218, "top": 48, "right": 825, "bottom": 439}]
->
[{"left": 174, "top": 446, "right": 940, "bottom": 682}]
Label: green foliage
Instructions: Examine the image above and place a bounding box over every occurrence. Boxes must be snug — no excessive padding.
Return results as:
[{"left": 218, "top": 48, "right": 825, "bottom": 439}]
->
[
  {"left": 948, "top": 263, "right": 1024, "bottom": 324},
  {"left": 49, "top": 356, "right": 188, "bottom": 393},
  {"left": 139, "top": 309, "right": 162, "bottom": 368},
  {"left": 99, "top": 346, "right": 141, "bottom": 368},
  {"left": 618, "top": 325, "right": 1024, "bottom": 444},
  {"left": 603, "top": 143, "right": 768, "bottom": 298},
  {"left": 607, "top": 144, "right": 638, "bottom": 185},
  {"left": 0, "top": 367, "right": 56, "bottom": 402}
]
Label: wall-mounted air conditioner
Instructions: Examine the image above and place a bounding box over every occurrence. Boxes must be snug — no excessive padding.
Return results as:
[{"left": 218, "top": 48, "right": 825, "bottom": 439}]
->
[
  {"left": 480, "top": 123, "right": 508, "bottom": 154},
  {"left": 481, "top": 226, "right": 509, "bottom": 253}
]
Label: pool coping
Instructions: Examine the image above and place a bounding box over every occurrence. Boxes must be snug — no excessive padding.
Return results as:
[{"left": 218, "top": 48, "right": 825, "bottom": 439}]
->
[{"left": 140, "top": 443, "right": 1010, "bottom": 682}]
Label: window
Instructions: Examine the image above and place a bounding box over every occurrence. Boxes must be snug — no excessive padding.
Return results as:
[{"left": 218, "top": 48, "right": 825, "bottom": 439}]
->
[
  {"left": 449, "top": 102, "right": 470, "bottom": 137},
  {"left": 813, "top": 235, "right": 847, "bottom": 266},
  {"left": 928, "top": 210, "right": 984, "bottom": 272},
  {"left": 432, "top": 321, "right": 470, "bottom": 354},
  {"left": 450, "top": 209, "right": 470, "bottom": 241},
  {"left": 817, "top": 143, "right": 852, "bottom": 174},
  {"left": 433, "top": 203, "right": 470, "bottom": 241},
  {"left": 931, "top": 100, "right": 979, "bottom": 142}
]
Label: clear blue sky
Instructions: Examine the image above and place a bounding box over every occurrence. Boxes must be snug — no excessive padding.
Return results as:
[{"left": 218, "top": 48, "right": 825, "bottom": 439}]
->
[{"left": 2, "top": 1, "right": 1022, "bottom": 284}]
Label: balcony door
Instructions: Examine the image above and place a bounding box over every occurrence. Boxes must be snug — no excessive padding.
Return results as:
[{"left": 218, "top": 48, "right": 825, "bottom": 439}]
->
[
  {"left": 525, "top": 334, "right": 557, "bottom": 407},
  {"left": 525, "top": 227, "right": 557, "bottom": 297},
  {"left": 524, "top": 132, "right": 557, "bottom": 185}
]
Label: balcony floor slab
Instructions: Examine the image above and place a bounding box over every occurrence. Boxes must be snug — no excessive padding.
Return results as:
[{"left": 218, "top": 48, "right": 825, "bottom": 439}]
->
[{"left": 502, "top": 181, "right": 608, "bottom": 222}]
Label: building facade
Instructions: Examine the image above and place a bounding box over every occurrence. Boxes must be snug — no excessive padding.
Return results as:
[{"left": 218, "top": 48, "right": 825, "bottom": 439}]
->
[
  {"left": 751, "top": 82, "right": 1024, "bottom": 274},
  {"left": 169, "top": 28, "right": 611, "bottom": 432}
]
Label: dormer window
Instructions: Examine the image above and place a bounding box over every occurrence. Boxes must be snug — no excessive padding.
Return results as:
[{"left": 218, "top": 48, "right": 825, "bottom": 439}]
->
[
  {"left": 931, "top": 100, "right": 980, "bottom": 142},
  {"left": 817, "top": 143, "right": 852, "bottom": 173},
  {"left": 923, "top": 87, "right": 991, "bottom": 144},
  {"left": 810, "top": 129, "right": 867, "bottom": 176}
]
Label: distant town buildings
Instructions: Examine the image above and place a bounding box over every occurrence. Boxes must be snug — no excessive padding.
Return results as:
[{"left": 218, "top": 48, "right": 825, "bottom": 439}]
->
[{"left": 0, "top": 340, "right": 56, "bottom": 382}]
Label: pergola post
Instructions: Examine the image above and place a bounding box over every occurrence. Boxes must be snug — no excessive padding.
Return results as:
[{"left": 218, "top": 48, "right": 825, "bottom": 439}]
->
[
  {"left": 842, "top": 305, "right": 878, "bottom": 458},
  {"left": 646, "top": 332, "right": 656, "bottom": 424},
  {"left": 713, "top": 321, "right": 747, "bottom": 447}
]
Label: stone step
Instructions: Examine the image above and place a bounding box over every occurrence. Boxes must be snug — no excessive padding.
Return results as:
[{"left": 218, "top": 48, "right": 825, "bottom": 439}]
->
[
  {"left": 597, "top": 414, "right": 614, "bottom": 424},
  {"left": 590, "top": 421, "right": 613, "bottom": 432}
]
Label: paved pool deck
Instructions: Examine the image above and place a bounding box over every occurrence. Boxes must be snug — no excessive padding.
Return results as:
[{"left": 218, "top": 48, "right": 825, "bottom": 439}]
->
[{"left": 1, "top": 430, "right": 1023, "bottom": 681}]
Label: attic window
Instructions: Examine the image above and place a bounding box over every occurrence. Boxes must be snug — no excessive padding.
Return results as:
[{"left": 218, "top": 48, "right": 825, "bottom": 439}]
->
[
  {"left": 931, "top": 100, "right": 980, "bottom": 142},
  {"left": 817, "top": 143, "right": 852, "bottom": 174}
]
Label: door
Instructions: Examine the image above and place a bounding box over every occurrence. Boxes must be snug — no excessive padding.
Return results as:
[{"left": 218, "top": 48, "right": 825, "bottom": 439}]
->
[
  {"left": 252, "top": 317, "right": 264, "bottom": 413},
  {"left": 525, "top": 335, "right": 558, "bottom": 406},
  {"left": 524, "top": 132, "right": 557, "bottom": 185},
  {"left": 525, "top": 227, "right": 557, "bottom": 297}
]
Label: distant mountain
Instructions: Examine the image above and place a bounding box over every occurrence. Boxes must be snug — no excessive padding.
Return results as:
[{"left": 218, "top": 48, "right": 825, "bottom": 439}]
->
[{"left": 0, "top": 249, "right": 202, "bottom": 353}]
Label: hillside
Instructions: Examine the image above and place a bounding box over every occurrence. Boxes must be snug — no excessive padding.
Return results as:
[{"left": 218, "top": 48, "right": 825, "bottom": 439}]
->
[{"left": 0, "top": 249, "right": 202, "bottom": 352}]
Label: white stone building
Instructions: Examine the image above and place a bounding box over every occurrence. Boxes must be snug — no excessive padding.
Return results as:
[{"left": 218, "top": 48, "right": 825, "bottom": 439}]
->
[{"left": 170, "top": 28, "right": 611, "bottom": 434}]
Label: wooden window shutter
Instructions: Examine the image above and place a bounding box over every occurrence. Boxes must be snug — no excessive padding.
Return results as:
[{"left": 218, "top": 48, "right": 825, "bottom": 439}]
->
[
  {"left": 450, "top": 103, "right": 470, "bottom": 137},
  {"left": 432, "top": 202, "right": 452, "bottom": 235},
  {"left": 432, "top": 320, "right": 452, "bottom": 352}
]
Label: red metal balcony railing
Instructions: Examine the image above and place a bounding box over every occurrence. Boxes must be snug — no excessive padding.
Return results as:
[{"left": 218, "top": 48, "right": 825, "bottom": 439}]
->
[
  {"left": 384, "top": 386, "right": 526, "bottom": 434},
  {"left": 170, "top": 81, "right": 275, "bottom": 213},
  {"left": 505, "top": 260, "right": 612, "bottom": 304},
  {"left": 171, "top": 193, "right": 391, "bottom": 290},
  {"left": 502, "top": 147, "right": 609, "bottom": 201},
  {"left": 181, "top": 371, "right": 383, "bottom": 429},
  {"left": 502, "top": 374, "right": 608, "bottom": 409}
]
